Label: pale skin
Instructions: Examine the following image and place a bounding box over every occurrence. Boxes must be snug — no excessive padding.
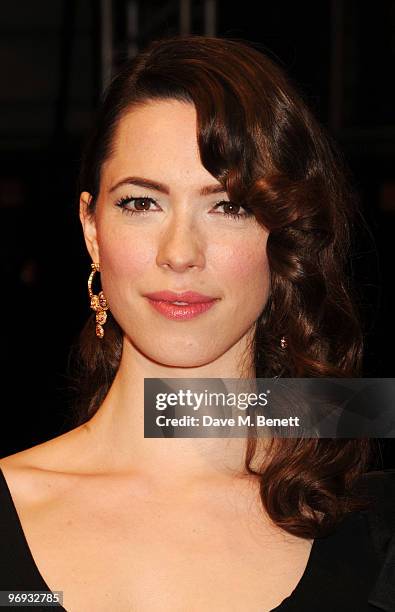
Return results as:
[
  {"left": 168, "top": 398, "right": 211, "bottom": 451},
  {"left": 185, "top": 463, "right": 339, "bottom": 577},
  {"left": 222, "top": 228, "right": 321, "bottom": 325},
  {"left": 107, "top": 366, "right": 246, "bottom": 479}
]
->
[{"left": 0, "top": 100, "right": 313, "bottom": 611}]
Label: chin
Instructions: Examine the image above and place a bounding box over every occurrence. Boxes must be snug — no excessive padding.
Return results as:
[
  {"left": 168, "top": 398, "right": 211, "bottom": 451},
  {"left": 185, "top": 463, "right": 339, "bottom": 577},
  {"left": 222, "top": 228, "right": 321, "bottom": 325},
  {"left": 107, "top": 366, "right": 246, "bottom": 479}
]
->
[
  {"left": 149, "top": 347, "right": 220, "bottom": 369},
  {"left": 155, "top": 356, "right": 216, "bottom": 368},
  {"left": 128, "top": 333, "right": 223, "bottom": 368}
]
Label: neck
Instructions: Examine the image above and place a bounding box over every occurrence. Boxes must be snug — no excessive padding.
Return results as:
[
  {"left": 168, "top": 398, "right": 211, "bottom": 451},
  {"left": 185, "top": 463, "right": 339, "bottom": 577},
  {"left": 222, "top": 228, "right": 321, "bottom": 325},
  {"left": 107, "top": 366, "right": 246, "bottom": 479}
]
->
[{"left": 81, "top": 333, "right": 259, "bottom": 490}]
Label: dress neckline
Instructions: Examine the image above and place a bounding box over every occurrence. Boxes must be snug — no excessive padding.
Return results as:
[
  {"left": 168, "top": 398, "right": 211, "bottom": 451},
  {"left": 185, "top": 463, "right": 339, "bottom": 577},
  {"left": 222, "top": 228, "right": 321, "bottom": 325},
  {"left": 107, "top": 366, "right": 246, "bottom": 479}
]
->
[
  {"left": 0, "top": 467, "right": 67, "bottom": 610},
  {"left": 0, "top": 465, "right": 319, "bottom": 611}
]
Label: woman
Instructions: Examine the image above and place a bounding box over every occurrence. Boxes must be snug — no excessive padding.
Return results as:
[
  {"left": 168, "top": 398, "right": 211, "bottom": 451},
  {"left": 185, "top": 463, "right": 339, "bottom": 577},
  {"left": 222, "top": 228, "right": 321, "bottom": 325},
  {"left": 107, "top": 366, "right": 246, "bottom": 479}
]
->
[{"left": 0, "top": 35, "right": 394, "bottom": 612}]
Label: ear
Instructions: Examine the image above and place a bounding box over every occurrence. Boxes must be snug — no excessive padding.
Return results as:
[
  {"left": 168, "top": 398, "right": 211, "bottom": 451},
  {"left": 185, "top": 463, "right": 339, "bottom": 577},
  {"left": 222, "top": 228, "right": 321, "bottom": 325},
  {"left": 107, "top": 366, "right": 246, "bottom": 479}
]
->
[{"left": 79, "top": 191, "right": 100, "bottom": 263}]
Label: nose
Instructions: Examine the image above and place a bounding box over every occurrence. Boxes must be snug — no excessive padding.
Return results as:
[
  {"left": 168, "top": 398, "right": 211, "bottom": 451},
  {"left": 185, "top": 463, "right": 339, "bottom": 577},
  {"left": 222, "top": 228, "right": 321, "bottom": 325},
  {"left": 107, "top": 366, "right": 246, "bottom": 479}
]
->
[{"left": 156, "top": 212, "right": 205, "bottom": 272}]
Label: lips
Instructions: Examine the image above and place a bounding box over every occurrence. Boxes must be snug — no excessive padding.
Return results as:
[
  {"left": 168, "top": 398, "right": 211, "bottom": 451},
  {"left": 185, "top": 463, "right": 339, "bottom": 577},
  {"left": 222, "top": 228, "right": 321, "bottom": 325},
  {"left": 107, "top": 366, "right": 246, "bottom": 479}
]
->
[{"left": 144, "top": 290, "right": 217, "bottom": 304}]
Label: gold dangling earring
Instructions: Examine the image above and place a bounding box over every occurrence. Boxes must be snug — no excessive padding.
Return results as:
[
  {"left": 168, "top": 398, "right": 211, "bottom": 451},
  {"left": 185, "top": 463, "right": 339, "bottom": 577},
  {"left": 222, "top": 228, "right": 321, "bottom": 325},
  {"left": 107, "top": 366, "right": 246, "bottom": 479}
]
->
[
  {"left": 88, "top": 262, "right": 109, "bottom": 338},
  {"left": 280, "top": 335, "right": 287, "bottom": 349}
]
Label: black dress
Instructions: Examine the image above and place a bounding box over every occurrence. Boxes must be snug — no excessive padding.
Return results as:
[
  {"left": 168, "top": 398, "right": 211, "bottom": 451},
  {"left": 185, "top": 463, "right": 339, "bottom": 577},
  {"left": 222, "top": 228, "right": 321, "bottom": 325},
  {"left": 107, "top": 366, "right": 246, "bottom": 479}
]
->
[{"left": 0, "top": 467, "right": 394, "bottom": 611}]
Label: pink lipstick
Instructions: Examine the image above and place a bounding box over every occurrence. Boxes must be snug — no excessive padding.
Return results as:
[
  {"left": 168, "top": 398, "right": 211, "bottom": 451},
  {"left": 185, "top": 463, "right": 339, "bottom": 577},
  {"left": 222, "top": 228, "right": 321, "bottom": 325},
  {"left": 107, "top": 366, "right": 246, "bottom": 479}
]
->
[{"left": 144, "top": 290, "right": 219, "bottom": 321}]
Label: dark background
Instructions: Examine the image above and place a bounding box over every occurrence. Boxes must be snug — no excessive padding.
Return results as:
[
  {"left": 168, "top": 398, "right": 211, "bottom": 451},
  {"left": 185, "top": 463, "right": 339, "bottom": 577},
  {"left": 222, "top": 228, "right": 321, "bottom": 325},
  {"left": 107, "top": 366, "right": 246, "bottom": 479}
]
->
[{"left": 0, "top": 1, "right": 394, "bottom": 467}]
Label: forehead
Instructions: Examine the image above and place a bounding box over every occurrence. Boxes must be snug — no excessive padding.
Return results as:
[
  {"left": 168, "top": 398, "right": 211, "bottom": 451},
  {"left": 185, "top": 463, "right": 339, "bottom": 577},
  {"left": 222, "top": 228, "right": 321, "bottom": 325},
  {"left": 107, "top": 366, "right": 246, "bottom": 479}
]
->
[{"left": 102, "top": 100, "right": 210, "bottom": 189}]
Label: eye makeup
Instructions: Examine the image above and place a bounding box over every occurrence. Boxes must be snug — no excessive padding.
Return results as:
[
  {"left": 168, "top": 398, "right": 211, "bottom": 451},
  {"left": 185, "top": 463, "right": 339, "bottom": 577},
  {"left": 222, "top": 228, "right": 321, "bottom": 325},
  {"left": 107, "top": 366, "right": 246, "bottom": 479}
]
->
[{"left": 114, "top": 194, "right": 254, "bottom": 221}]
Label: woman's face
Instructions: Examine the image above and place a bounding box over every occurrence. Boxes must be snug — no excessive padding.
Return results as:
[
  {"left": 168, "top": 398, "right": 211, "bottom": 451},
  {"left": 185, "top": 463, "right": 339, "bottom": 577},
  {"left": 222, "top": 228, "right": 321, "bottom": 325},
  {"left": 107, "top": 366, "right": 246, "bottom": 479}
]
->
[{"left": 80, "top": 100, "right": 270, "bottom": 369}]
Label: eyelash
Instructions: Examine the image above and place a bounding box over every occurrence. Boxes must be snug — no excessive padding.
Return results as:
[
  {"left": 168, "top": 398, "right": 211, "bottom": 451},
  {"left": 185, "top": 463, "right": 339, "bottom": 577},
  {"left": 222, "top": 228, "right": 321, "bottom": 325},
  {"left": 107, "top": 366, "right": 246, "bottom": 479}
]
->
[{"left": 114, "top": 195, "right": 253, "bottom": 221}]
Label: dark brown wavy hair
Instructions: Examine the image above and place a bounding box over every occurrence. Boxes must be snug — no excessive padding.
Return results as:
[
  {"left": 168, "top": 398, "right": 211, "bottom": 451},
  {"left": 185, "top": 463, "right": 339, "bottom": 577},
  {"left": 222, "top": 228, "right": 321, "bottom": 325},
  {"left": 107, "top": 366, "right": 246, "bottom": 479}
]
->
[{"left": 70, "top": 34, "right": 378, "bottom": 539}]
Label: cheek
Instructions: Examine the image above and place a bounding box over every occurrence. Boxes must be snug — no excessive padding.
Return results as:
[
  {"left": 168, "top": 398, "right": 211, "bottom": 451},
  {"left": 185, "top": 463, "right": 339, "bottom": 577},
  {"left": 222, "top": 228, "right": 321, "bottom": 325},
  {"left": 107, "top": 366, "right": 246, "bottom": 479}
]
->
[
  {"left": 213, "top": 239, "right": 269, "bottom": 297},
  {"left": 95, "top": 226, "right": 156, "bottom": 301},
  {"left": 103, "top": 238, "right": 152, "bottom": 274},
  {"left": 214, "top": 235, "right": 271, "bottom": 327}
]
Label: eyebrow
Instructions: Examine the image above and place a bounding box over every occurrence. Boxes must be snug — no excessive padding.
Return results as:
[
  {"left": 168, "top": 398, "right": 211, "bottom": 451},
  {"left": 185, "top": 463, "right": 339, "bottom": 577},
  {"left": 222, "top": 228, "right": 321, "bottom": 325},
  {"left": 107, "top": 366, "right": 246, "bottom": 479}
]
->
[{"left": 108, "top": 176, "right": 226, "bottom": 196}]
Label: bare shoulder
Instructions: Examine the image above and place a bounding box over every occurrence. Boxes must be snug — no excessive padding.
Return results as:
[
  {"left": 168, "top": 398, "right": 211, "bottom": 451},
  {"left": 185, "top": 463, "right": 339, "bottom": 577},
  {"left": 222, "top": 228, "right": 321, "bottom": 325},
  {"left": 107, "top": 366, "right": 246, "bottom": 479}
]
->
[{"left": 0, "top": 424, "right": 89, "bottom": 504}]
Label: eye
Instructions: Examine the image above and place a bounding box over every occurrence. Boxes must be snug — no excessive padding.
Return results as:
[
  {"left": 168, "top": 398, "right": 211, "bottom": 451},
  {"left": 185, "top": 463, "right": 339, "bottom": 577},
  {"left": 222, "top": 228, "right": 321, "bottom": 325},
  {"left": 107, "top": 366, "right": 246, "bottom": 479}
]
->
[
  {"left": 114, "top": 195, "right": 158, "bottom": 216},
  {"left": 114, "top": 195, "right": 254, "bottom": 221},
  {"left": 212, "top": 200, "right": 253, "bottom": 221}
]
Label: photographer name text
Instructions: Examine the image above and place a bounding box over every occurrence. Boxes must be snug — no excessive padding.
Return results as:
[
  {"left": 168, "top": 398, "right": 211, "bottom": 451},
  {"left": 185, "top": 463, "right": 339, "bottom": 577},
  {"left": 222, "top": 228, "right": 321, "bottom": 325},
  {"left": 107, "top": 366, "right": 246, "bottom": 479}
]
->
[{"left": 156, "top": 415, "right": 300, "bottom": 427}]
